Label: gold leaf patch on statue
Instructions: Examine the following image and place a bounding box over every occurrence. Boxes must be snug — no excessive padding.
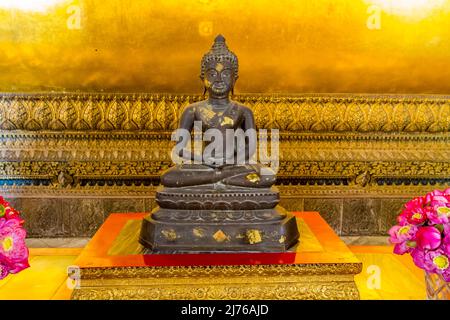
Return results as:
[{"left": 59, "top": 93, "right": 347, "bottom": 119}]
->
[
  {"left": 246, "top": 229, "right": 262, "bottom": 244},
  {"left": 200, "top": 108, "right": 216, "bottom": 120},
  {"left": 213, "top": 230, "right": 229, "bottom": 242},
  {"left": 215, "top": 63, "right": 224, "bottom": 72},
  {"left": 246, "top": 173, "right": 260, "bottom": 183},
  {"left": 221, "top": 116, "right": 234, "bottom": 126},
  {"left": 161, "top": 229, "right": 178, "bottom": 241},
  {"left": 193, "top": 227, "right": 206, "bottom": 238}
]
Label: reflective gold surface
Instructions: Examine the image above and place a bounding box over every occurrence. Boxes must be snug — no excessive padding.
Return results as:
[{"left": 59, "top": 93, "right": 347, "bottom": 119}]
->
[{"left": 1, "top": 0, "right": 450, "bottom": 93}]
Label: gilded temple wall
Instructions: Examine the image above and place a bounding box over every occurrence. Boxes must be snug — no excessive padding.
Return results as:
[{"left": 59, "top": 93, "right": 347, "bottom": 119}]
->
[
  {"left": 1, "top": 0, "right": 450, "bottom": 93},
  {"left": 1, "top": 93, "right": 450, "bottom": 237},
  {"left": 1, "top": 1, "right": 450, "bottom": 237}
]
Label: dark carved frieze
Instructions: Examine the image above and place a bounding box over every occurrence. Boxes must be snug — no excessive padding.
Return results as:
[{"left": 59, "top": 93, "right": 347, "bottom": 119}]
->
[{"left": 0, "top": 160, "right": 449, "bottom": 182}]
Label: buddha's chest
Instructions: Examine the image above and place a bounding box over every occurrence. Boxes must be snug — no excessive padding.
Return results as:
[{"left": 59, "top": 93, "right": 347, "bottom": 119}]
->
[{"left": 195, "top": 104, "right": 243, "bottom": 131}]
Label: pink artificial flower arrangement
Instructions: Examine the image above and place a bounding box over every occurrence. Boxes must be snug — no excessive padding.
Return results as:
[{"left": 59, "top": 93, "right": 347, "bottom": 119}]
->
[
  {"left": 389, "top": 189, "right": 450, "bottom": 281},
  {"left": 0, "top": 196, "right": 29, "bottom": 280}
]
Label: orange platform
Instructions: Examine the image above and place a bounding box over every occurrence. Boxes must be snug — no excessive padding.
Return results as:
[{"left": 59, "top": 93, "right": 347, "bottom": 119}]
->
[
  {"left": 75, "top": 212, "right": 360, "bottom": 268},
  {"left": 70, "top": 212, "right": 362, "bottom": 300}
]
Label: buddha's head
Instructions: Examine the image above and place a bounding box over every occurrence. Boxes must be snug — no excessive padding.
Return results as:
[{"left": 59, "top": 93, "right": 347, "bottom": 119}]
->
[{"left": 200, "top": 35, "right": 238, "bottom": 98}]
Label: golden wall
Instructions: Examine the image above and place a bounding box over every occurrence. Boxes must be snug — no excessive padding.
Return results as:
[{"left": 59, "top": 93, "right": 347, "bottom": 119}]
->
[
  {"left": 1, "top": 1, "right": 450, "bottom": 238},
  {"left": 1, "top": 0, "right": 450, "bottom": 94}
]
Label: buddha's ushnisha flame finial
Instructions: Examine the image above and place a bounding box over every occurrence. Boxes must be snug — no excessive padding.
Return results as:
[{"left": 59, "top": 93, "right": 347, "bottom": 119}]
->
[
  {"left": 201, "top": 34, "right": 238, "bottom": 79},
  {"left": 211, "top": 34, "right": 227, "bottom": 52}
]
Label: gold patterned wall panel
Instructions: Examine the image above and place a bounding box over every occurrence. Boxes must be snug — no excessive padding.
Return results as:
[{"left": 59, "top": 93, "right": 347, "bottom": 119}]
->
[
  {"left": 1, "top": 0, "right": 450, "bottom": 93},
  {"left": 2, "top": 93, "right": 450, "bottom": 132},
  {"left": 1, "top": 93, "right": 450, "bottom": 185},
  {"left": 1, "top": 92, "right": 450, "bottom": 237}
]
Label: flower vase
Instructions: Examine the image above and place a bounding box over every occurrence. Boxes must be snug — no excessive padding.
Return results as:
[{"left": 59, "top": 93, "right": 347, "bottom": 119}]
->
[{"left": 425, "top": 272, "right": 450, "bottom": 300}]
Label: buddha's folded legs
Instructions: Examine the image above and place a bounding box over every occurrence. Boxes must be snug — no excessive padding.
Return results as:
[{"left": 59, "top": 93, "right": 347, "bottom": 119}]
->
[
  {"left": 160, "top": 164, "right": 219, "bottom": 187},
  {"left": 161, "top": 164, "right": 276, "bottom": 188},
  {"left": 221, "top": 164, "right": 276, "bottom": 188}
]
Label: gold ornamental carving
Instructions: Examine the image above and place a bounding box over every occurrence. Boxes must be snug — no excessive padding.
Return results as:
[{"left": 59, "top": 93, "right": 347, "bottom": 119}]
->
[
  {"left": 1, "top": 93, "right": 449, "bottom": 198},
  {"left": 71, "top": 263, "right": 362, "bottom": 300},
  {"left": 1, "top": 93, "right": 450, "bottom": 133},
  {"left": 79, "top": 263, "right": 363, "bottom": 279},
  {"left": 0, "top": 160, "right": 448, "bottom": 184},
  {"left": 72, "top": 282, "right": 359, "bottom": 300}
]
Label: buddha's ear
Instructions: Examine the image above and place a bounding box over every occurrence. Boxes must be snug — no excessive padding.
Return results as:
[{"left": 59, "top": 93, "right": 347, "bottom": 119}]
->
[
  {"left": 200, "top": 75, "right": 207, "bottom": 96},
  {"left": 232, "top": 76, "right": 238, "bottom": 95}
]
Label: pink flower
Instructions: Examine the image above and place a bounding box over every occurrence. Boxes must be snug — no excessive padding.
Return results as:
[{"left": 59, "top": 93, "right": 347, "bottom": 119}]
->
[
  {"left": 389, "top": 224, "right": 418, "bottom": 244},
  {"left": 427, "top": 205, "right": 450, "bottom": 225},
  {"left": 424, "top": 249, "right": 450, "bottom": 274},
  {"left": 391, "top": 190, "right": 450, "bottom": 282},
  {"left": 0, "top": 198, "right": 29, "bottom": 279},
  {"left": 0, "top": 260, "right": 9, "bottom": 280},
  {"left": 410, "top": 249, "right": 449, "bottom": 274},
  {"left": 393, "top": 241, "right": 415, "bottom": 255},
  {"left": 444, "top": 223, "right": 450, "bottom": 235},
  {"left": 397, "top": 213, "right": 409, "bottom": 226},
  {"left": 4, "top": 207, "right": 21, "bottom": 221},
  {"left": 411, "top": 248, "right": 427, "bottom": 270},
  {"left": 425, "top": 190, "right": 450, "bottom": 206},
  {"left": 0, "top": 218, "right": 29, "bottom": 264},
  {"left": 442, "top": 268, "right": 450, "bottom": 282},
  {"left": 443, "top": 233, "right": 450, "bottom": 256},
  {"left": 0, "top": 196, "right": 8, "bottom": 205},
  {"left": 0, "top": 197, "right": 23, "bottom": 222},
  {"left": 402, "top": 196, "right": 428, "bottom": 225},
  {"left": 405, "top": 196, "right": 426, "bottom": 211},
  {"left": 405, "top": 208, "right": 428, "bottom": 225},
  {"left": 0, "top": 201, "right": 22, "bottom": 223},
  {"left": 389, "top": 225, "right": 418, "bottom": 255},
  {"left": 416, "top": 226, "right": 442, "bottom": 250},
  {"left": 7, "top": 259, "right": 30, "bottom": 274}
]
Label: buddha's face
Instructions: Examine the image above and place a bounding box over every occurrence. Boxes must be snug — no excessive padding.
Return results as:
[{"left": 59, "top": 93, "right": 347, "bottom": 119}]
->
[{"left": 202, "top": 60, "right": 237, "bottom": 98}]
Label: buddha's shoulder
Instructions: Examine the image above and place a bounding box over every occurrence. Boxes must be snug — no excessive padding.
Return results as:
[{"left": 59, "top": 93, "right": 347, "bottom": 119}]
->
[
  {"left": 181, "top": 101, "right": 206, "bottom": 113},
  {"left": 231, "top": 101, "right": 253, "bottom": 114}
]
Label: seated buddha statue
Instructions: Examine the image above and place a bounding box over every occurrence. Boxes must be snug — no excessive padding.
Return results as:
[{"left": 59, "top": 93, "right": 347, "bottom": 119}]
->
[
  {"left": 161, "top": 34, "right": 276, "bottom": 189},
  {"left": 140, "top": 35, "right": 299, "bottom": 253}
]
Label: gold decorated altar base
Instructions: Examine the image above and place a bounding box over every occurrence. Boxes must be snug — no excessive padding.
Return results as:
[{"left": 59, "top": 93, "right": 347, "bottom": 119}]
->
[{"left": 72, "top": 212, "right": 362, "bottom": 300}]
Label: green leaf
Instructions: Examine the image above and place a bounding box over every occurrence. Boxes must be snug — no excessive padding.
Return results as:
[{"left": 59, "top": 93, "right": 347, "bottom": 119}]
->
[
  {"left": 406, "top": 241, "right": 417, "bottom": 248},
  {"left": 435, "top": 224, "right": 444, "bottom": 233}
]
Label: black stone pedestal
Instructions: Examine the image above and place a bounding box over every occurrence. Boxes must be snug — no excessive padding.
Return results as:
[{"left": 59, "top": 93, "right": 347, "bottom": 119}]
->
[{"left": 139, "top": 185, "right": 300, "bottom": 253}]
